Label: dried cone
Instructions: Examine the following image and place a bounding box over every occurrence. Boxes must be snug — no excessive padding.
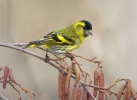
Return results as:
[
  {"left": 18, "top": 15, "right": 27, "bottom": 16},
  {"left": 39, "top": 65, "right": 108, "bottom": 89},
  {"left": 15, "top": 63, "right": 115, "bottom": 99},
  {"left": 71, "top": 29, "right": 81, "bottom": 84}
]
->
[
  {"left": 65, "top": 66, "right": 72, "bottom": 94},
  {"left": 93, "top": 70, "right": 99, "bottom": 97},
  {"left": 83, "top": 89, "right": 87, "bottom": 100},
  {"left": 126, "top": 79, "right": 132, "bottom": 100},
  {"left": 73, "top": 66, "right": 81, "bottom": 87},
  {"left": 9, "top": 68, "right": 15, "bottom": 83},
  {"left": 131, "top": 87, "right": 137, "bottom": 99},
  {"left": 71, "top": 87, "right": 78, "bottom": 100},
  {"left": 3, "top": 66, "right": 9, "bottom": 89},
  {"left": 98, "top": 73, "right": 105, "bottom": 100},
  {"left": 117, "top": 84, "right": 126, "bottom": 100}
]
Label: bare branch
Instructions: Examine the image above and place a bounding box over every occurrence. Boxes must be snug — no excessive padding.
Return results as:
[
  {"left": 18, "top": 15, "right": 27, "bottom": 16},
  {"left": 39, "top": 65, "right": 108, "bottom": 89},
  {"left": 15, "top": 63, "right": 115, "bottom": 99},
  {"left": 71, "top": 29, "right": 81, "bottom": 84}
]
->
[
  {"left": 81, "top": 82, "right": 96, "bottom": 100},
  {"left": 0, "top": 94, "right": 8, "bottom": 100},
  {"left": 1, "top": 42, "right": 136, "bottom": 100}
]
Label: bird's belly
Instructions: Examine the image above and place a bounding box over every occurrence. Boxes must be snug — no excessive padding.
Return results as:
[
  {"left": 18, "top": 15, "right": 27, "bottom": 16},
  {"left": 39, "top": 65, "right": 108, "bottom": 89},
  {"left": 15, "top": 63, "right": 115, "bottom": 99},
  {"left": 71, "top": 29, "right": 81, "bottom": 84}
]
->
[{"left": 38, "top": 41, "right": 82, "bottom": 54}]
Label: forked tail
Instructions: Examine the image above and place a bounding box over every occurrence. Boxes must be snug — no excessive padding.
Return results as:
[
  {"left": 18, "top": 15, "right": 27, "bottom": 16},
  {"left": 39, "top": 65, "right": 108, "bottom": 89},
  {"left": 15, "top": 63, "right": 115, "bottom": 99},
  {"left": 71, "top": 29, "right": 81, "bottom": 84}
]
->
[{"left": 22, "top": 41, "right": 41, "bottom": 49}]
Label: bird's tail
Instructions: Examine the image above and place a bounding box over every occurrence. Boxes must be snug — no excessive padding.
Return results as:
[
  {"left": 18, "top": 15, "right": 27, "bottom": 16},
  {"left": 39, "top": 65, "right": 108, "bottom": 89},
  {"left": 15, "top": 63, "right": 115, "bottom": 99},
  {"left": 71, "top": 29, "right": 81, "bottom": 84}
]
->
[{"left": 22, "top": 41, "right": 41, "bottom": 49}]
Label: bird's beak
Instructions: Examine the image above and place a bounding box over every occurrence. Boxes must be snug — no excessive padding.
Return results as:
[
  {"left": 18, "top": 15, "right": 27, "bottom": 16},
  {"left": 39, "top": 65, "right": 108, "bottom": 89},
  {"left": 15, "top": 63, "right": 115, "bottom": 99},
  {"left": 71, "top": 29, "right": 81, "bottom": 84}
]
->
[{"left": 88, "top": 30, "right": 92, "bottom": 35}]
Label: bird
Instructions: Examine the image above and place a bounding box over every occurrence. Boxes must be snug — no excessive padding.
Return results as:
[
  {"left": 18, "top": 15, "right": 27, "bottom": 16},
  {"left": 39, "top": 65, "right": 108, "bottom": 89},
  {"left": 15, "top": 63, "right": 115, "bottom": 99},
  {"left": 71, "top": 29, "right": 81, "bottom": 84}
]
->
[{"left": 23, "top": 20, "right": 92, "bottom": 55}]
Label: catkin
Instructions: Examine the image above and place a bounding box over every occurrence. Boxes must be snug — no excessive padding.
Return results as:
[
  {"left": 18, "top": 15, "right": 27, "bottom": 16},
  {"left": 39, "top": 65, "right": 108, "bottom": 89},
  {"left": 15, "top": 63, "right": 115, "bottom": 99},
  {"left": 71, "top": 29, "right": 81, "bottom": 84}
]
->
[
  {"left": 65, "top": 66, "right": 72, "bottom": 94},
  {"left": 73, "top": 66, "right": 80, "bottom": 87},
  {"left": 123, "top": 87, "right": 127, "bottom": 100},
  {"left": 58, "top": 72, "right": 64, "bottom": 99},
  {"left": 58, "top": 72, "right": 67, "bottom": 100},
  {"left": 3, "top": 66, "right": 9, "bottom": 89},
  {"left": 98, "top": 73, "right": 105, "bottom": 100},
  {"left": 0, "top": 67, "right": 2, "bottom": 71},
  {"left": 77, "top": 87, "right": 82, "bottom": 100},
  {"left": 71, "top": 87, "right": 78, "bottom": 100},
  {"left": 9, "top": 68, "right": 15, "bottom": 83},
  {"left": 117, "top": 84, "right": 126, "bottom": 100},
  {"left": 63, "top": 74, "right": 69, "bottom": 100},
  {"left": 93, "top": 70, "right": 99, "bottom": 97},
  {"left": 131, "top": 87, "right": 137, "bottom": 99},
  {"left": 83, "top": 89, "right": 87, "bottom": 100},
  {"left": 126, "top": 79, "right": 132, "bottom": 100},
  {"left": 98, "top": 91, "right": 104, "bottom": 100},
  {"left": 87, "top": 93, "right": 93, "bottom": 100}
]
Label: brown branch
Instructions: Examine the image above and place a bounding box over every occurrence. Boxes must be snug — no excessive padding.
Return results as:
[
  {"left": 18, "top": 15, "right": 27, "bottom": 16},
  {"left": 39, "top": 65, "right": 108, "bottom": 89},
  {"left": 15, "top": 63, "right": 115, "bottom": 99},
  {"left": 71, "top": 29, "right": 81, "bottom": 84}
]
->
[
  {"left": 0, "top": 94, "right": 8, "bottom": 100},
  {"left": 0, "top": 42, "right": 125, "bottom": 100},
  {"left": 84, "top": 83, "right": 117, "bottom": 95},
  {"left": 81, "top": 82, "right": 96, "bottom": 100}
]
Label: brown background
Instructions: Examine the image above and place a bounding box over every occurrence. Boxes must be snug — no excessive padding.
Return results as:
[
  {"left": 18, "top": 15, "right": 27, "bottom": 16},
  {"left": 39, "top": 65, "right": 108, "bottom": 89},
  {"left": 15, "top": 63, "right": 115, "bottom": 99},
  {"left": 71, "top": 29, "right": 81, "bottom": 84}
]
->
[{"left": 0, "top": 0, "right": 137, "bottom": 100}]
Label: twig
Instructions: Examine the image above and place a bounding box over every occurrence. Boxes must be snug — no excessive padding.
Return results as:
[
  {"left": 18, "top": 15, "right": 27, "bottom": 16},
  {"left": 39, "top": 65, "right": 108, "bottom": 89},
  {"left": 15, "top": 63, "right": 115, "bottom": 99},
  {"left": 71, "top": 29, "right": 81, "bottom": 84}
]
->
[
  {"left": 0, "top": 94, "right": 8, "bottom": 100},
  {"left": 84, "top": 83, "right": 117, "bottom": 95},
  {"left": 0, "top": 42, "right": 123, "bottom": 99},
  {"left": 107, "top": 78, "right": 126, "bottom": 90},
  {"left": 8, "top": 81, "right": 22, "bottom": 100},
  {"left": 81, "top": 82, "right": 96, "bottom": 100}
]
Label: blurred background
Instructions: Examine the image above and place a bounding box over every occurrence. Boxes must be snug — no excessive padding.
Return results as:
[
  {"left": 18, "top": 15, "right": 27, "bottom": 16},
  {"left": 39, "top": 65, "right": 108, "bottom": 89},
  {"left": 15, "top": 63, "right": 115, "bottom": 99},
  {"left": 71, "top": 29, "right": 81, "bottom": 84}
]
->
[{"left": 0, "top": 0, "right": 137, "bottom": 100}]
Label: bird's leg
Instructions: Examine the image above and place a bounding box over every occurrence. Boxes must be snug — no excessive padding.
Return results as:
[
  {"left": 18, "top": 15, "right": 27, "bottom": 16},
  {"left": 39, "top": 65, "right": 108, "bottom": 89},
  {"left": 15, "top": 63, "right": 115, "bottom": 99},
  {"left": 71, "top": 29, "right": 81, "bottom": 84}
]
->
[
  {"left": 66, "top": 53, "right": 90, "bottom": 80},
  {"left": 45, "top": 50, "right": 50, "bottom": 63},
  {"left": 65, "top": 53, "right": 75, "bottom": 61}
]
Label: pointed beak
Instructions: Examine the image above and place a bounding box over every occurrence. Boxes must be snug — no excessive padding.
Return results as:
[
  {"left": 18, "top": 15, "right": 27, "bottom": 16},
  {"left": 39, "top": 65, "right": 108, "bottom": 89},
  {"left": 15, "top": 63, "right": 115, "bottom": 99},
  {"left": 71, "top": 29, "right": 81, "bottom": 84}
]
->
[{"left": 88, "top": 30, "right": 92, "bottom": 35}]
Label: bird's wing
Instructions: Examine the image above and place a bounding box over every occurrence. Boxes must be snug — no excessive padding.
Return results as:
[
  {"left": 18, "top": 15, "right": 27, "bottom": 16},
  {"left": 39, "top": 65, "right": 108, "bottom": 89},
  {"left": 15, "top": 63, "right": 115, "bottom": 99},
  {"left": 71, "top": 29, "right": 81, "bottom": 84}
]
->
[{"left": 41, "top": 25, "right": 79, "bottom": 45}]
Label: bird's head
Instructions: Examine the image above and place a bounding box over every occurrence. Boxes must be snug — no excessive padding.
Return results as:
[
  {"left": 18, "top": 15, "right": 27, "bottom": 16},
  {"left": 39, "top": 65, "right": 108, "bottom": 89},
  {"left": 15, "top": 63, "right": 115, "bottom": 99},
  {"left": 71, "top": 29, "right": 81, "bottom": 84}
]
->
[{"left": 81, "top": 20, "right": 92, "bottom": 36}]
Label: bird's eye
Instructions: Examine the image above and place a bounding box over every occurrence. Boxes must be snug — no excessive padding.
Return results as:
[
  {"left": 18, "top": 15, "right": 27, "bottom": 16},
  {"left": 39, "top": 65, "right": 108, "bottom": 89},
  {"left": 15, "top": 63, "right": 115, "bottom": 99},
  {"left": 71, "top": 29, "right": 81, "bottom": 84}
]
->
[{"left": 83, "top": 27, "right": 86, "bottom": 29}]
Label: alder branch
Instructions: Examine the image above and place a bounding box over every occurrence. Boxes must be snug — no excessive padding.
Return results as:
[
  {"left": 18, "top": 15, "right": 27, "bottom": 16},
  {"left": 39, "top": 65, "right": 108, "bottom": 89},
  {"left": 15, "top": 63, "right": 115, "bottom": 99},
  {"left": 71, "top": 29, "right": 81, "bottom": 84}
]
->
[
  {"left": 0, "top": 94, "right": 8, "bottom": 100},
  {"left": 84, "top": 83, "right": 117, "bottom": 95},
  {"left": 0, "top": 43, "right": 67, "bottom": 73},
  {"left": 0, "top": 42, "right": 96, "bottom": 99},
  {"left": 0, "top": 42, "right": 131, "bottom": 100},
  {"left": 81, "top": 82, "right": 96, "bottom": 100}
]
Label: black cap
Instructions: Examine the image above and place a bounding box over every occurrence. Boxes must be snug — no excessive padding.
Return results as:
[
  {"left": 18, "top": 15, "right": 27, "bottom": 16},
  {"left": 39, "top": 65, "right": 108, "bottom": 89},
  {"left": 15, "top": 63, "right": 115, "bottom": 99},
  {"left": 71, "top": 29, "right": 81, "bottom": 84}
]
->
[{"left": 82, "top": 20, "right": 92, "bottom": 30}]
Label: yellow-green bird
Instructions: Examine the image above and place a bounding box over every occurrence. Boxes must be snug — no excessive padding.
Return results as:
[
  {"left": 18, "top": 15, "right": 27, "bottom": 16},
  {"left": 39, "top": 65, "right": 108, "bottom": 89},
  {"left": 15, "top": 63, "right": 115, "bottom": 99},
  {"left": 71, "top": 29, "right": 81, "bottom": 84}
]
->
[{"left": 23, "top": 20, "right": 92, "bottom": 54}]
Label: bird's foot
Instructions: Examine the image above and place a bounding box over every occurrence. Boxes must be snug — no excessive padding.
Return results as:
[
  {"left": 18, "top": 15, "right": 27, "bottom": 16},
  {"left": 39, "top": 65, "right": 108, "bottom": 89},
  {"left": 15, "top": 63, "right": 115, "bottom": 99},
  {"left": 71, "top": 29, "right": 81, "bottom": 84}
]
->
[
  {"left": 65, "top": 53, "right": 75, "bottom": 61},
  {"left": 45, "top": 51, "right": 50, "bottom": 63}
]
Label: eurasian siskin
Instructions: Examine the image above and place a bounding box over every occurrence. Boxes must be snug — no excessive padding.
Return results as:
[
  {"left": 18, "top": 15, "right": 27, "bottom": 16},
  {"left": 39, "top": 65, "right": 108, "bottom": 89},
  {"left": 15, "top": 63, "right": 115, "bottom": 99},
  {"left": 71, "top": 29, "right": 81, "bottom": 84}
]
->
[{"left": 23, "top": 20, "right": 92, "bottom": 54}]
